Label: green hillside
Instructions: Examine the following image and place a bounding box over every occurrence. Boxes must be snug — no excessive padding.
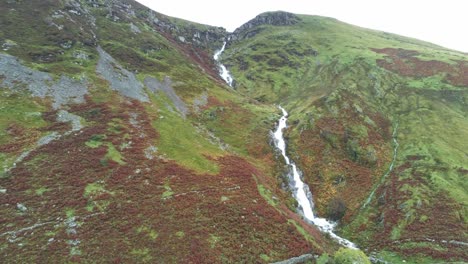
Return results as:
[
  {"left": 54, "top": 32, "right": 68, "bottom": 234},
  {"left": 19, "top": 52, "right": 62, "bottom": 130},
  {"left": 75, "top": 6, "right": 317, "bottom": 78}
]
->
[
  {"left": 0, "top": 1, "right": 466, "bottom": 263},
  {"left": 223, "top": 11, "right": 468, "bottom": 263}
]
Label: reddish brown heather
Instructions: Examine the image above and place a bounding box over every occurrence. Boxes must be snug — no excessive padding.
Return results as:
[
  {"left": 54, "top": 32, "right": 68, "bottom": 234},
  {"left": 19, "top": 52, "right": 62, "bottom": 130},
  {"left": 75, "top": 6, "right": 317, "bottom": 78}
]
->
[
  {"left": 373, "top": 48, "right": 468, "bottom": 87},
  {"left": 0, "top": 98, "right": 320, "bottom": 263},
  {"left": 156, "top": 29, "right": 224, "bottom": 86},
  {"left": 368, "top": 160, "right": 467, "bottom": 261},
  {"left": 295, "top": 97, "right": 391, "bottom": 220},
  {"left": 0, "top": 124, "right": 42, "bottom": 154}
]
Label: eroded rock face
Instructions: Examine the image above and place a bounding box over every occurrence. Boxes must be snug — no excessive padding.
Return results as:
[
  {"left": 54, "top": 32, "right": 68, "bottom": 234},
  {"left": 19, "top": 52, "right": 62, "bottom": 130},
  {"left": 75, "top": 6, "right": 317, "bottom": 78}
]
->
[
  {"left": 96, "top": 46, "right": 149, "bottom": 102},
  {"left": 142, "top": 9, "right": 227, "bottom": 50},
  {"left": 271, "top": 253, "right": 314, "bottom": 264},
  {"left": 0, "top": 53, "right": 88, "bottom": 109},
  {"left": 231, "top": 11, "right": 301, "bottom": 41},
  {"left": 144, "top": 76, "right": 188, "bottom": 118}
]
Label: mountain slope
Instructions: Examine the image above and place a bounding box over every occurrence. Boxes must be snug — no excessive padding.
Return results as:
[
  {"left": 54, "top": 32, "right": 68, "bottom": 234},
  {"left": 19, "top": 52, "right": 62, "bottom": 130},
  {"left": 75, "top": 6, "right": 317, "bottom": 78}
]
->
[
  {"left": 223, "top": 11, "right": 468, "bottom": 263},
  {"left": 0, "top": 1, "right": 338, "bottom": 263},
  {"left": 1, "top": 1, "right": 467, "bottom": 263}
]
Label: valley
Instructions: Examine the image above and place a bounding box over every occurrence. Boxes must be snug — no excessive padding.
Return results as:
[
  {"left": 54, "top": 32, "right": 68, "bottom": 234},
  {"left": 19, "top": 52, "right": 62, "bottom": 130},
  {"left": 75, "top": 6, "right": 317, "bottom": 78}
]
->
[{"left": 0, "top": 0, "right": 466, "bottom": 263}]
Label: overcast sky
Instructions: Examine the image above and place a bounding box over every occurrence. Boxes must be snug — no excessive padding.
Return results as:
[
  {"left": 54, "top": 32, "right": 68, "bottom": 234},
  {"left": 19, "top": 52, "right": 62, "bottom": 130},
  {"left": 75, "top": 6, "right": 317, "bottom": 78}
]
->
[{"left": 135, "top": 0, "right": 467, "bottom": 53}]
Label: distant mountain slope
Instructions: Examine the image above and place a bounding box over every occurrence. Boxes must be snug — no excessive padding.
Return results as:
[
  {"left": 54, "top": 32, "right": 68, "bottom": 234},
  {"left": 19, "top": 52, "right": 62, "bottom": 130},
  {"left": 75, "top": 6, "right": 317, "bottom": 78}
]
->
[{"left": 223, "top": 11, "right": 468, "bottom": 263}]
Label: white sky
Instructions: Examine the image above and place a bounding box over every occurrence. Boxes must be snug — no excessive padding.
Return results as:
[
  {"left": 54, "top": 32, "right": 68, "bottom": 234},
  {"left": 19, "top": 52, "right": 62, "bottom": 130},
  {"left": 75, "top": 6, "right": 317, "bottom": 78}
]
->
[{"left": 135, "top": 0, "right": 468, "bottom": 53}]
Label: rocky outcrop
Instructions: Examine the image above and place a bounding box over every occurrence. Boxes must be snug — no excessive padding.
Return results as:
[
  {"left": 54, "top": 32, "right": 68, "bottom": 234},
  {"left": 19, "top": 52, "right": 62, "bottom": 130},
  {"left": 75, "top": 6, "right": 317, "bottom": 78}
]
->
[
  {"left": 81, "top": 0, "right": 228, "bottom": 50},
  {"left": 96, "top": 46, "right": 149, "bottom": 102},
  {"left": 144, "top": 76, "right": 188, "bottom": 118},
  {"left": 231, "top": 11, "right": 301, "bottom": 41},
  {"left": 140, "top": 8, "right": 227, "bottom": 50},
  {"left": 0, "top": 53, "right": 88, "bottom": 109},
  {"left": 270, "top": 253, "right": 314, "bottom": 264}
]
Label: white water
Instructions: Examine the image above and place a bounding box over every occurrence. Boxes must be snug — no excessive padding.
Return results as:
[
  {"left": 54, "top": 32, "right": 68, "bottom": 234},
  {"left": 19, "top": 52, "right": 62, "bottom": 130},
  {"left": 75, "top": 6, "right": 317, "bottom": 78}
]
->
[
  {"left": 213, "top": 42, "right": 234, "bottom": 87},
  {"left": 273, "top": 106, "right": 357, "bottom": 249}
]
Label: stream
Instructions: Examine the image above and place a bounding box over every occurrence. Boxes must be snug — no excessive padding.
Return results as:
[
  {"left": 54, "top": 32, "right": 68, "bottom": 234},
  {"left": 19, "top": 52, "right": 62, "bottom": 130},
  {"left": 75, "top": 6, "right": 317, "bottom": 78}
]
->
[
  {"left": 273, "top": 106, "right": 357, "bottom": 248},
  {"left": 213, "top": 42, "right": 234, "bottom": 87},
  {"left": 212, "top": 44, "right": 356, "bottom": 248}
]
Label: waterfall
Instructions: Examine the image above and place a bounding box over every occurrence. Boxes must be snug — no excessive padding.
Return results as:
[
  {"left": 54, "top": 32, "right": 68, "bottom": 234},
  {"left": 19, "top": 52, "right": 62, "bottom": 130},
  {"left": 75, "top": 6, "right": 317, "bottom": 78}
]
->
[
  {"left": 213, "top": 42, "right": 234, "bottom": 87},
  {"left": 272, "top": 106, "right": 357, "bottom": 249}
]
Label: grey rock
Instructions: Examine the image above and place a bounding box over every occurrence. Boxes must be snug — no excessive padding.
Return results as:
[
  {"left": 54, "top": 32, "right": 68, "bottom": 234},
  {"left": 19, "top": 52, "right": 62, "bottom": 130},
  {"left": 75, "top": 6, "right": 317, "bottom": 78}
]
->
[
  {"left": 2, "top": 40, "right": 17, "bottom": 51},
  {"left": 192, "top": 92, "right": 208, "bottom": 113},
  {"left": 146, "top": 10, "right": 226, "bottom": 51},
  {"left": 50, "top": 76, "right": 88, "bottom": 109},
  {"left": 270, "top": 254, "right": 314, "bottom": 264},
  {"left": 232, "top": 11, "right": 301, "bottom": 41},
  {"left": 65, "top": 216, "right": 77, "bottom": 228},
  {"left": 16, "top": 203, "right": 27, "bottom": 212},
  {"left": 68, "top": 9, "right": 81, "bottom": 16},
  {"left": 144, "top": 76, "right": 188, "bottom": 117},
  {"left": 129, "top": 112, "right": 140, "bottom": 128},
  {"left": 7, "top": 132, "right": 59, "bottom": 173},
  {"left": 73, "top": 50, "right": 89, "bottom": 60},
  {"left": 51, "top": 11, "right": 65, "bottom": 19},
  {"left": 144, "top": 146, "right": 158, "bottom": 160},
  {"left": 67, "top": 239, "right": 81, "bottom": 246},
  {"left": 130, "top": 23, "right": 141, "bottom": 34},
  {"left": 0, "top": 53, "right": 88, "bottom": 109},
  {"left": 57, "top": 110, "right": 83, "bottom": 131},
  {"left": 194, "top": 124, "right": 230, "bottom": 151},
  {"left": 37, "top": 132, "right": 60, "bottom": 146},
  {"left": 60, "top": 40, "right": 73, "bottom": 49},
  {"left": 0, "top": 189, "right": 6, "bottom": 194},
  {"left": 96, "top": 46, "right": 149, "bottom": 102}
]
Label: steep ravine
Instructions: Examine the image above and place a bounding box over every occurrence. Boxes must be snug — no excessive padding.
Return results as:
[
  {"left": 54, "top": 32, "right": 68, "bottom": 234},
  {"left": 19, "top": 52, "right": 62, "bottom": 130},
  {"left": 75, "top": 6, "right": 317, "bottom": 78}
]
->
[
  {"left": 213, "top": 41, "right": 358, "bottom": 253},
  {"left": 214, "top": 41, "right": 234, "bottom": 87},
  {"left": 272, "top": 106, "right": 357, "bottom": 249}
]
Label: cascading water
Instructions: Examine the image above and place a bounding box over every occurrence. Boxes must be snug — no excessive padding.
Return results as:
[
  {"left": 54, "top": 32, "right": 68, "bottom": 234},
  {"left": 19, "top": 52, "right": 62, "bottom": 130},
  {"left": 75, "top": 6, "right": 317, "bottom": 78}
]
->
[
  {"left": 273, "top": 106, "right": 357, "bottom": 249},
  {"left": 213, "top": 42, "right": 234, "bottom": 87}
]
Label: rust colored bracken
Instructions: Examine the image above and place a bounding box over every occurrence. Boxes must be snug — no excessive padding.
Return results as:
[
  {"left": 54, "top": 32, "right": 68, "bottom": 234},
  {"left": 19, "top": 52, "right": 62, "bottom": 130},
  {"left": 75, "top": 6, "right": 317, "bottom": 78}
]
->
[{"left": 373, "top": 48, "right": 468, "bottom": 87}]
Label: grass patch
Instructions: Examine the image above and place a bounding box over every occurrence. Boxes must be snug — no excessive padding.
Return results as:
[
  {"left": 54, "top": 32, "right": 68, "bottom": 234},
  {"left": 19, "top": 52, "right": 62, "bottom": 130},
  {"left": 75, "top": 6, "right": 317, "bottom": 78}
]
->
[
  {"left": 0, "top": 91, "right": 47, "bottom": 129},
  {"left": 85, "top": 134, "right": 106, "bottom": 148},
  {"left": 148, "top": 91, "right": 221, "bottom": 174},
  {"left": 162, "top": 179, "right": 174, "bottom": 199},
  {"left": 35, "top": 187, "right": 49, "bottom": 196},
  {"left": 259, "top": 254, "right": 270, "bottom": 262},
  {"left": 375, "top": 250, "right": 443, "bottom": 264},
  {"left": 65, "top": 208, "right": 75, "bottom": 218},
  {"left": 130, "top": 248, "right": 152, "bottom": 262},
  {"left": 257, "top": 184, "right": 277, "bottom": 207},
  {"left": 287, "top": 219, "right": 321, "bottom": 250},
  {"left": 136, "top": 225, "right": 158, "bottom": 241},
  {"left": 175, "top": 231, "right": 185, "bottom": 238},
  {"left": 208, "top": 234, "right": 220, "bottom": 248},
  {"left": 84, "top": 182, "right": 106, "bottom": 197},
  {"left": 105, "top": 142, "right": 125, "bottom": 165}
]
